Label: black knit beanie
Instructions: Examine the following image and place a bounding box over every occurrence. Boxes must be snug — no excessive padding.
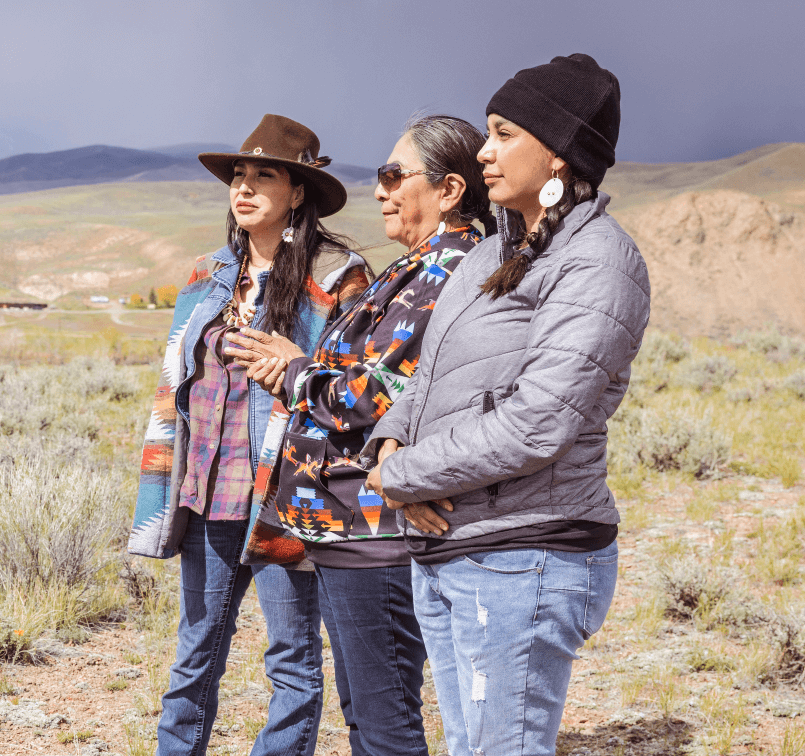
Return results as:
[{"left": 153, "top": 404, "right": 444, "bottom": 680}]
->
[{"left": 486, "top": 54, "right": 620, "bottom": 190}]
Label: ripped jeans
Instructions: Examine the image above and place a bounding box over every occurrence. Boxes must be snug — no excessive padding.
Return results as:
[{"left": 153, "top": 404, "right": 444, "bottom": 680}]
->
[{"left": 411, "top": 542, "right": 618, "bottom": 756}]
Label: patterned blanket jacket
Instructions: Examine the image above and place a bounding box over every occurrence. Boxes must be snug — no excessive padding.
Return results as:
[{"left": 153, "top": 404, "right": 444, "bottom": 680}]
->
[
  {"left": 128, "top": 245, "right": 369, "bottom": 563},
  {"left": 242, "top": 227, "right": 483, "bottom": 562}
]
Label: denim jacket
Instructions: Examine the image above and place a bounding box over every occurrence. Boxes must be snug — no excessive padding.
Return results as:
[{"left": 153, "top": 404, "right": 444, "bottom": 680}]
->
[{"left": 175, "top": 247, "right": 279, "bottom": 476}]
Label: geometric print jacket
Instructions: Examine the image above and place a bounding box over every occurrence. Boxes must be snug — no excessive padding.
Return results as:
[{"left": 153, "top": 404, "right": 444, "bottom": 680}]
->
[
  {"left": 243, "top": 227, "right": 482, "bottom": 562},
  {"left": 127, "top": 244, "right": 369, "bottom": 561}
]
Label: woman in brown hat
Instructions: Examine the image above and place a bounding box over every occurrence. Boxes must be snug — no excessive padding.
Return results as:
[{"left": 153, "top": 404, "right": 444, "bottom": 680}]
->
[{"left": 128, "top": 114, "right": 370, "bottom": 756}]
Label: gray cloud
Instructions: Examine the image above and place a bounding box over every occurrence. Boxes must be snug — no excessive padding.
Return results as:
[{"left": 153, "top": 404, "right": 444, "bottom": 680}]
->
[{"left": 1, "top": 0, "right": 803, "bottom": 164}]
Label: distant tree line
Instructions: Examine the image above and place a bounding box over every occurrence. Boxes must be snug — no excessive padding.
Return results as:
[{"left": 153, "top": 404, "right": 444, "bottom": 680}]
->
[{"left": 127, "top": 285, "right": 179, "bottom": 309}]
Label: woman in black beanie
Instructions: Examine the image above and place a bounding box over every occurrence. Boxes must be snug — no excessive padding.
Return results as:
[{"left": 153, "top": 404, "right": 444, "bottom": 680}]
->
[{"left": 364, "top": 54, "right": 650, "bottom": 755}]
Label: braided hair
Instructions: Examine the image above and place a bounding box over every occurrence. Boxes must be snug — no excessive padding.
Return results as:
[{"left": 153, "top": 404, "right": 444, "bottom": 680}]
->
[{"left": 480, "top": 175, "right": 595, "bottom": 299}]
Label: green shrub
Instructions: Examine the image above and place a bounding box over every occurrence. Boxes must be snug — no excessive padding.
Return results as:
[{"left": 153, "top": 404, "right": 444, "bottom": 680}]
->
[
  {"left": 63, "top": 357, "right": 139, "bottom": 400},
  {"left": 759, "top": 611, "right": 805, "bottom": 687},
  {"left": 726, "top": 380, "right": 775, "bottom": 403},
  {"left": 0, "top": 359, "right": 139, "bottom": 439},
  {"left": 57, "top": 730, "right": 95, "bottom": 744},
  {"left": 687, "top": 647, "right": 736, "bottom": 673},
  {"left": 636, "top": 331, "right": 690, "bottom": 366},
  {"left": 784, "top": 370, "right": 805, "bottom": 400},
  {"left": 660, "top": 558, "right": 733, "bottom": 622},
  {"left": 0, "top": 357, "right": 155, "bottom": 657},
  {"left": 684, "top": 355, "right": 738, "bottom": 392},
  {"left": 611, "top": 408, "right": 731, "bottom": 479},
  {"left": 0, "top": 451, "right": 125, "bottom": 590},
  {"left": 731, "top": 328, "right": 805, "bottom": 362}
]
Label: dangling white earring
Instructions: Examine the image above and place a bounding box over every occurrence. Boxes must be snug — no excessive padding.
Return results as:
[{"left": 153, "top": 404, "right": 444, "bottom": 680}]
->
[
  {"left": 436, "top": 212, "right": 446, "bottom": 237},
  {"left": 282, "top": 208, "right": 295, "bottom": 243},
  {"left": 539, "top": 170, "right": 564, "bottom": 208}
]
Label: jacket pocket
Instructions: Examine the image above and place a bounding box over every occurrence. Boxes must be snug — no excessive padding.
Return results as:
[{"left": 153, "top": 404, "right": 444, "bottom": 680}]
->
[
  {"left": 275, "top": 432, "right": 354, "bottom": 541},
  {"left": 482, "top": 390, "right": 499, "bottom": 509}
]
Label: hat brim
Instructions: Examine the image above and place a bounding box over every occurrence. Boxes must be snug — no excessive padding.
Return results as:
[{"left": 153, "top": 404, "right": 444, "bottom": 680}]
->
[{"left": 197, "top": 152, "right": 348, "bottom": 218}]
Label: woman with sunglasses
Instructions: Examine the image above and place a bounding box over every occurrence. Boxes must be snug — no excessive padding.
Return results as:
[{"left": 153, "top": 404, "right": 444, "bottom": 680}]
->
[
  {"left": 128, "top": 115, "right": 369, "bottom": 756},
  {"left": 226, "top": 114, "right": 494, "bottom": 756},
  {"left": 365, "top": 56, "right": 651, "bottom": 756}
]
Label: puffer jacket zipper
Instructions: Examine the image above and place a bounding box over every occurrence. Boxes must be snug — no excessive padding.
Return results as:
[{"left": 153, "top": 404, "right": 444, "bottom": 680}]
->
[
  {"left": 409, "top": 233, "right": 506, "bottom": 444},
  {"left": 482, "top": 390, "right": 499, "bottom": 508},
  {"left": 409, "top": 290, "right": 484, "bottom": 444}
]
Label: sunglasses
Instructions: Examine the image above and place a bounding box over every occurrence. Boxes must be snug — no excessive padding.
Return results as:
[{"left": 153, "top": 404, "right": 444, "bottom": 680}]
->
[{"left": 377, "top": 162, "right": 430, "bottom": 191}]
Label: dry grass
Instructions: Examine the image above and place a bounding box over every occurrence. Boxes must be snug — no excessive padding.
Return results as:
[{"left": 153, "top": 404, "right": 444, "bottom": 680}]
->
[
  {"left": 611, "top": 328, "right": 805, "bottom": 482},
  {"left": 0, "top": 351, "right": 155, "bottom": 661}
]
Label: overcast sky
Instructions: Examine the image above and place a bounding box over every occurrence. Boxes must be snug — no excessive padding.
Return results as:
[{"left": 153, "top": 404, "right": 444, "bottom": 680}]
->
[{"left": 1, "top": 0, "right": 803, "bottom": 166}]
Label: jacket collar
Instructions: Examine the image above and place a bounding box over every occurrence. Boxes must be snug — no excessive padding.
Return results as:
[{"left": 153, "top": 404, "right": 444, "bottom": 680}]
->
[
  {"left": 496, "top": 192, "right": 611, "bottom": 261},
  {"left": 210, "top": 245, "right": 272, "bottom": 295},
  {"left": 212, "top": 245, "right": 238, "bottom": 265},
  {"left": 211, "top": 246, "right": 240, "bottom": 292}
]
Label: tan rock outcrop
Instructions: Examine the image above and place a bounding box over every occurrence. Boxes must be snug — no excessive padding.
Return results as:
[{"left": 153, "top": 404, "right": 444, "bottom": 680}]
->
[{"left": 617, "top": 190, "right": 805, "bottom": 337}]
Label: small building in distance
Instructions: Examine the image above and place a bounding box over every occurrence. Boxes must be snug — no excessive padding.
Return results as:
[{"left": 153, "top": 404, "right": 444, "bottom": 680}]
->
[{"left": 90, "top": 295, "right": 110, "bottom": 303}]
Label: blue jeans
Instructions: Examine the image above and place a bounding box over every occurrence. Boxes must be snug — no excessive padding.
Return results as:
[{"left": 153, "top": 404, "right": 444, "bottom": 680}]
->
[
  {"left": 157, "top": 513, "right": 323, "bottom": 756},
  {"left": 316, "top": 564, "right": 429, "bottom": 756},
  {"left": 412, "top": 542, "right": 618, "bottom": 756}
]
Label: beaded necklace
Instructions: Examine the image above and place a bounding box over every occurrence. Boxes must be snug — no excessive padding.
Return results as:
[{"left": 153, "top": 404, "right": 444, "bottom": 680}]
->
[{"left": 222, "top": 254, "right": 271, "bottom": 327}]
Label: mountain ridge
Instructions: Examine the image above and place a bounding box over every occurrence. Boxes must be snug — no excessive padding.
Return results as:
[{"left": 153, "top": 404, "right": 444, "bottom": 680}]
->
[{"left": 0, "top": 144, "right": 376, "bottom": 195}]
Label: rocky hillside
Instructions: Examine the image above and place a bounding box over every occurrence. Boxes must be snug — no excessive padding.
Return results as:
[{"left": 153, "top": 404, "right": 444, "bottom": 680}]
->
[{"left": 618, "top": 190, "right": 805, "bottom": 336}]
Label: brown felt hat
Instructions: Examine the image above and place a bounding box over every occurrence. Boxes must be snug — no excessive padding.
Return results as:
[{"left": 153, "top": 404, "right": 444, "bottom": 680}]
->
[{"left": 198, "top": 114, "right": 347, "bottom": 217}]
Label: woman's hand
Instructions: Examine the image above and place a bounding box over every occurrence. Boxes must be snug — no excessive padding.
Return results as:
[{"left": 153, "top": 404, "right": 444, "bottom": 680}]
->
[
  {"left": 224, "top": 327, "right": 305, "bottom": 395},
  {"left": 247, "top": 356, "right": 287, "bottom": 396},
  {"left": 400, "top": 500, "right": 454, "bottom": 536},
  {"left": 366, "top": 443, "right": 453, "bottom": 535},
  {"left": 225, "top": 326, "right": 305, "bottom": 365},
  {"left": 365, "top": 442, "right": 399, "bottom": 502}
]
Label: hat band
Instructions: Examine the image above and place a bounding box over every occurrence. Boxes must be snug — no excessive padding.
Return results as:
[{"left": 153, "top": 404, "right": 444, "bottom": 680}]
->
[{"left": 238, "top": 147, "right": 332, "bottom": 168}]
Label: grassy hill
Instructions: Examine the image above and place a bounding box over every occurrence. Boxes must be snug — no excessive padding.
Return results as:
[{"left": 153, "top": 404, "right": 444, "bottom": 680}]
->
[
  {"left": 601, "top": 143, "right": 805, "bottom": 211},
  {"left": 0, "top": 182, "right": 397, "bottom": 307},
  {"left": 1, "top": 143, "right": 803, "bottom": 337}
]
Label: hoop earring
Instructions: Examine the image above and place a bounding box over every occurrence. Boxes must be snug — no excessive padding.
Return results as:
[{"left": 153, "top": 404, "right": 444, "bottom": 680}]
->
[
  {"left": 281, "top": 208, "right": 295, "bottom": 243},
  {"left": 539, "top": 170, "right": 564, "bottom": 208}
]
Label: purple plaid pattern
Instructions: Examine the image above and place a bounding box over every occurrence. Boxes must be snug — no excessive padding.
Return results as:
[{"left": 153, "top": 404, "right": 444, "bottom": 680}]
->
[{"left": 179, "top": 316, "right": 253, "bottom": 521}]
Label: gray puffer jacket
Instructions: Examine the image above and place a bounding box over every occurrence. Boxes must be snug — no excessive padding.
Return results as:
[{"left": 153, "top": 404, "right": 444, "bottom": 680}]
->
[{"left": 363, "top": 193, "right": 650, "bottom": 540}]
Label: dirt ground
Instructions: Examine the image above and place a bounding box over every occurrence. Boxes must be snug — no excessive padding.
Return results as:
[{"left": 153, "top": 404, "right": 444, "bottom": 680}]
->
[{"left": 2, "top": 474, "right": 805, "bottom": 755}]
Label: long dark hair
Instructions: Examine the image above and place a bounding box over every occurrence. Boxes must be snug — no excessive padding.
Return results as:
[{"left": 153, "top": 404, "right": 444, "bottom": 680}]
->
[
  {"left": 404, "top": 113, "right": 496, "bottom": 237},
  {"left": 226, "top": 168, "right": 356, "bottom": 339},
  {"left": 480, "top": 175, "right": 595, "bottom": 299}
]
